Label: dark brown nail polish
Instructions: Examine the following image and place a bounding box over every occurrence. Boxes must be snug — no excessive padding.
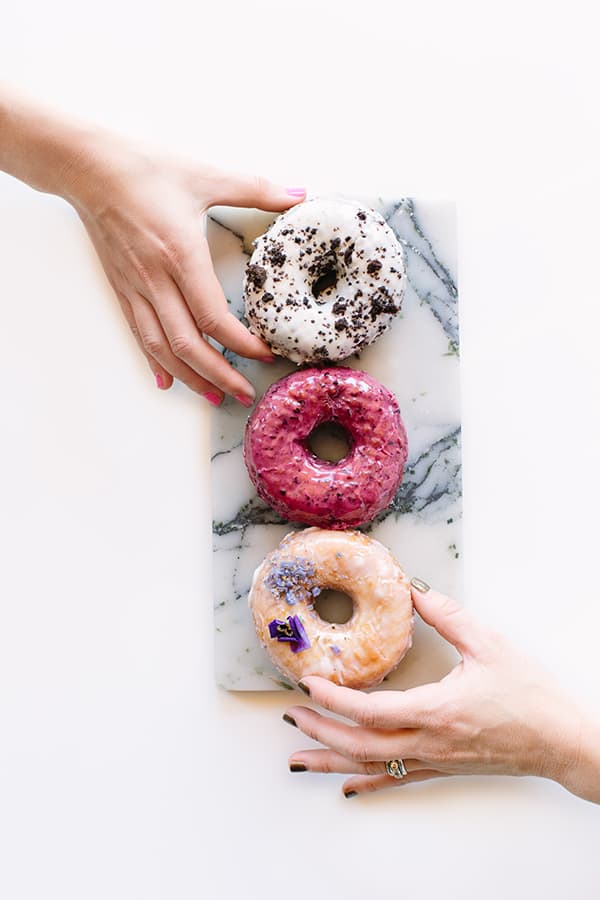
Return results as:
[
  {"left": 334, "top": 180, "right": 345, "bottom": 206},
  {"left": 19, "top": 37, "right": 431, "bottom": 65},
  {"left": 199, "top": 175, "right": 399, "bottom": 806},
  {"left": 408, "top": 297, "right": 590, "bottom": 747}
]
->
[
  {"left": 290, "top": 763, "right": 307, "bottom": 772},
  {"left": 344, "top": 790, "right": 358, "bottom": 799},
  {"left": 410, "top": 577, "right": 430, "bottom": 593},
  {"left": 297, "top": 681, "right": 310, "bottom": 696},
  {"left": 282, "top": 713, "right": 297, "bottom": 728}
]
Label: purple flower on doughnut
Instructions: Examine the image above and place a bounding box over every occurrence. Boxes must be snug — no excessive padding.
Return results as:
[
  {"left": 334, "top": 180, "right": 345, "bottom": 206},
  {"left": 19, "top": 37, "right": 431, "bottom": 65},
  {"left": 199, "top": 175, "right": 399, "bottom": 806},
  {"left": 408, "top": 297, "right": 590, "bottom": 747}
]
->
[
  {"left": 267, "top": 615, "right": 311, "bottom": 653},
  {"left": 243, "top": 367, "right": 408, "bottom": 529}
]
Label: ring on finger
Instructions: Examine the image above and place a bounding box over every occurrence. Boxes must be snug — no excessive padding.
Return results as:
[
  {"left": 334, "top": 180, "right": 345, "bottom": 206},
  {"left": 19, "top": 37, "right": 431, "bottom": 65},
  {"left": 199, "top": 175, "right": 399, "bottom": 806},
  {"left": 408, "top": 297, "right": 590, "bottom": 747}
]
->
[{"left": 385, "top": 758, "right": 408, "bottom": 780}]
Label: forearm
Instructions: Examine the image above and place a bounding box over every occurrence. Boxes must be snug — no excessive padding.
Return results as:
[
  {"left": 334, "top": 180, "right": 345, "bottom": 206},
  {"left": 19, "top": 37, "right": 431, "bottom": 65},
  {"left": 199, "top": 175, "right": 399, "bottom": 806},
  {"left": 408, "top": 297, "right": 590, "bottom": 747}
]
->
[{"left": 0, "top": 85, "right": 97, "bottom": 202}]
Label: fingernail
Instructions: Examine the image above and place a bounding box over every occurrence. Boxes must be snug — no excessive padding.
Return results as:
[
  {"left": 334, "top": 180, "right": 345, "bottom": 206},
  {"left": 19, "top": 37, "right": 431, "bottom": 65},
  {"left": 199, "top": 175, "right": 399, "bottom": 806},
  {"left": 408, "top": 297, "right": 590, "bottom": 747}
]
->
[
  {"left": 260, "top": 356, "right": 276, "bottom": 363},
  {"left": 203, "top": 392, "right": 222, "bottom": 407},
  {"left": 410, "top": 577, "right": 431, "bottom": 593},
  {"left": 344, "top": 790, "right": 358, "bottom": 799},
  {"left": 282, "top": 713, "right": 297, "bottom": 728},
  {"left": 297, "top": 681, "right": 310, "bottom": 696},
  {"left": 155, "top": 373, "right": 164, "bottom": 389},
  {"left": 290, "top": 762, "right": 307, "bottom": 772},
  {"left": 235, "top": 393, "right": 254, "bottom": 408},
  {"left": 286, "top": 187, "right": 306, "bottom": 197}
]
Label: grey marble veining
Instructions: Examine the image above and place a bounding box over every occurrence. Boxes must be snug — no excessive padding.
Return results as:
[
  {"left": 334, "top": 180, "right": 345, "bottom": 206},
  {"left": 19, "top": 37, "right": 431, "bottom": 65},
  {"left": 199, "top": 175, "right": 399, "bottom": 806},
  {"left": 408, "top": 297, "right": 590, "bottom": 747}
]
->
[{"left": 208, "top": 195, "right": 462, "bottom": 691}]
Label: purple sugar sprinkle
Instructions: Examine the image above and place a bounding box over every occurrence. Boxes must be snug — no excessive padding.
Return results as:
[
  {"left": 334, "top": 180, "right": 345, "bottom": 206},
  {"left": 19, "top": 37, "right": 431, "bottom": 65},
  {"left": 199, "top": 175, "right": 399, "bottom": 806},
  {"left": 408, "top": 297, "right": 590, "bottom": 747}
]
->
[
  {"left": 267, "top": 615, "right": 311, "bottom": 653},
  {"left": 266, "top": 557, "right": 319, "bottom": 606},
  {"left": 331, "top": 645, "right": 341, "bottom": 656}
]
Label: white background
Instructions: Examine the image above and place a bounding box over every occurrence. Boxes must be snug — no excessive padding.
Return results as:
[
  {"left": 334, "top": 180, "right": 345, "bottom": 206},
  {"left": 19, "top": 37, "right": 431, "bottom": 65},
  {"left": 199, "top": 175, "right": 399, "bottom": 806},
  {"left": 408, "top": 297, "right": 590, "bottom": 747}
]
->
[{"left": 1, "top": 2, "right": 599, "bottom": 898}]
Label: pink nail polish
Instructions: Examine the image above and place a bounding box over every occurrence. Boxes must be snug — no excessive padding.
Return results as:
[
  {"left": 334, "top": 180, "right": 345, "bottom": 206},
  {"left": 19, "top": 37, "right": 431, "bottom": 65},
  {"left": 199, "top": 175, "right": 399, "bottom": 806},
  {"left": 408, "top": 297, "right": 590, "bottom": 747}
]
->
[
  {"left": 203, "top": 392, "right": 222, "bottom": 407},
  {"left": 286, "top": 187, "right": 306, "bottom": 197},
  {"left": 155, "top": 373, "right": 164, "bottom": 389},
  {"left": 260, "top": 356, "right": 276, "bottom": 363},
  {"left": 235, "top": 393, "right": 254, "bottom": 408}
]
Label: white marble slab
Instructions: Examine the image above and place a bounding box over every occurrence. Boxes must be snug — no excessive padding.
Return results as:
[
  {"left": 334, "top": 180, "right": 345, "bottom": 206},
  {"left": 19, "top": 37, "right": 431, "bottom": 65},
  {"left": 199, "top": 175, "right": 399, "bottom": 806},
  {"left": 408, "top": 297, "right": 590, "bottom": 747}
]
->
[{"left": 208, "top": 195, "right": 462, "bottom": 691}]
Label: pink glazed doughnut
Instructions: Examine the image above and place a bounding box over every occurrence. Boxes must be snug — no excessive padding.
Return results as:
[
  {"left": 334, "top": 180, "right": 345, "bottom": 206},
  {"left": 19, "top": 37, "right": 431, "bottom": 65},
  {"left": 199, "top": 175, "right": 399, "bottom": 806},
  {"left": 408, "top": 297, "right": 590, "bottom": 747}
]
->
[{"left": 243, "top": 367, "right": 408, "bottom": 529}]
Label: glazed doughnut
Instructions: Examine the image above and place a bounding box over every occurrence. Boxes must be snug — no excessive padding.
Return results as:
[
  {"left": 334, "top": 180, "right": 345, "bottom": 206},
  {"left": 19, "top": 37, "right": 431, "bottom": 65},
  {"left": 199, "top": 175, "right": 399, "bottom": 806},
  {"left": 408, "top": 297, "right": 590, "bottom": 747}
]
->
[
  {"left": 249, "top": 528, "right": 414, "bottom": 689},
  {"left": 243, "top": 197, "right": 406, "bottom": 364},
  {"left": 243, "top": 367, "right": 408, "bottom": 529}
]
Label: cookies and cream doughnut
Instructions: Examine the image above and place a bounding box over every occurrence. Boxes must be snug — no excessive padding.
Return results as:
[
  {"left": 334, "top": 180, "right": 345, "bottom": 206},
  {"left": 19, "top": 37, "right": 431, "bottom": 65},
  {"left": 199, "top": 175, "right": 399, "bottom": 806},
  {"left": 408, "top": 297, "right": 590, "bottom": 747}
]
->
[
  {"left": 243, "top": 197, "right": 406, "bottom": 364},
  {"left": 243, "top": 367, "right": 408, "bottom": 529},
  {"left": 249, "top": 528, "right": 414, "bottom": 690}
]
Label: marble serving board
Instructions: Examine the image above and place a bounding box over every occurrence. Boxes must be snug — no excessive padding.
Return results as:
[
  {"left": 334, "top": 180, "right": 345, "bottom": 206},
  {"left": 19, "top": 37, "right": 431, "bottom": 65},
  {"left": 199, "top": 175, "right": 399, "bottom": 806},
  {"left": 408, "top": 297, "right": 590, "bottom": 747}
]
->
[{"left": 208, "top": 195, "right": 462, "bottom": 691}]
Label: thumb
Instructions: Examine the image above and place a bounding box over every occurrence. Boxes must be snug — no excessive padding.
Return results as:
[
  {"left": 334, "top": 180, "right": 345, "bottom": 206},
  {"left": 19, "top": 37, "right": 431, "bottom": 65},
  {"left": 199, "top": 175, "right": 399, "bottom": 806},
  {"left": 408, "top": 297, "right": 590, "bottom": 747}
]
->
[
  {"left": 410, "top": 578, "right": 483, "bottom": 658},
  {"left": 205, "top": 168, "right": 306, "bottom": 212}
]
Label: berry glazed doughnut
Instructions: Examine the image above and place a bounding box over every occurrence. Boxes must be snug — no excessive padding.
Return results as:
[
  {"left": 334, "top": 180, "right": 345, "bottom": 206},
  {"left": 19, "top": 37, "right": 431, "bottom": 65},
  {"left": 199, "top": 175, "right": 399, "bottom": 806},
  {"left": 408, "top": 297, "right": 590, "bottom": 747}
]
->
[
  {"left": 243, "top": 197, "right": 406, "bottom": 364},
  {"left": 249, "top": 528, "right": 414, "bottom": 689},
  {"left": 243, "top": 367, "right": 408, "bottom": 529}
]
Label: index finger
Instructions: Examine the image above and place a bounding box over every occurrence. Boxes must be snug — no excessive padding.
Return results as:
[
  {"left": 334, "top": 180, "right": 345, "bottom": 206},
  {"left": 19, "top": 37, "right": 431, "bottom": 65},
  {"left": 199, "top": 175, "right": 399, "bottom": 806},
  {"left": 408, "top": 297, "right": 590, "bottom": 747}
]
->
[{"left": 298, "top": 676, "right": 440, "bottom": 730}]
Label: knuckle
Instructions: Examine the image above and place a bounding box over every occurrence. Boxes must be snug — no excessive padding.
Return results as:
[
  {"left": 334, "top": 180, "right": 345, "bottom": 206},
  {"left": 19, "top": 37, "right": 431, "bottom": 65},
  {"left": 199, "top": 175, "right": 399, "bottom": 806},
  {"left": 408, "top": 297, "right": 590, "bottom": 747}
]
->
[
  {"left": 170, "top": 334, "right": 193, "bottom": 358},
  {"left": 355, "top": 701, "right": 378, "bottom": 730},
  {"left": 253, "top": 173, "right": 269, "bottom": 199},
  {"left": 315, "top": 694, "right": 334, "bottom": 715},
  {"left": 347, "top": 740, "right": 371, "bottom": 764},
  {"left": 319, "top": 756, "right": 334, "bottom": 774},
  {"left": 195, "top": 309, "right": 220, "bottom": 335},
  {"left": 140, "top": 333, "right": 164, "bottom": 357}
]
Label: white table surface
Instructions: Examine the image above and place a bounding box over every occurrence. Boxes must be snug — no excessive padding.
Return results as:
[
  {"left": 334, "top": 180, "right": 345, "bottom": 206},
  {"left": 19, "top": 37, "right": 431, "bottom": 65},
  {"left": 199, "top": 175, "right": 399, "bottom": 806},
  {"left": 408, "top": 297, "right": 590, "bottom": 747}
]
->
[{"left": 1, "top": 3, "right": 599, "bottom": 898}]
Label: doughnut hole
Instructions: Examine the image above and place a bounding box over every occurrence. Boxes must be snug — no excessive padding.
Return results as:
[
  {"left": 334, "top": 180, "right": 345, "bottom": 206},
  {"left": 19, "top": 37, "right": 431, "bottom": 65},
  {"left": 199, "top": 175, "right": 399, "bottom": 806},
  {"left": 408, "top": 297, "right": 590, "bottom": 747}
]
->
[
  {"left": 306, "top": 421, "right": 352, "bottom": 463},
  {"left": 310, "top": 250, "right": 340, "bottom": 301},
  {"left": 314, "top": 589, "right": 354, "bottom": 625}
]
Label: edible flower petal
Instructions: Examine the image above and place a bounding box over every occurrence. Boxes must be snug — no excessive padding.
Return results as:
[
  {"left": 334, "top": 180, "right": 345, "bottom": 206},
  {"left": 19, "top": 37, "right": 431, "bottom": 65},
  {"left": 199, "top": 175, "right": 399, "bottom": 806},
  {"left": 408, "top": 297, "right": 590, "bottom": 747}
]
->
[
  {"left": 267, "top": 615, "right": 311, "bottom": 653},
  {"left": 288, "top": 615, "right": 311, "bottom": 653}
]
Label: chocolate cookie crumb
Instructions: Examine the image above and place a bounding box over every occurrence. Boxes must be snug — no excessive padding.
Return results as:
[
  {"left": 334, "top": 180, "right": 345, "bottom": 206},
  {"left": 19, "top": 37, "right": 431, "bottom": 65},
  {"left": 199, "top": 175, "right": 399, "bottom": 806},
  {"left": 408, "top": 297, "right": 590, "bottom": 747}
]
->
[{"left": 247, "top": 264, "right": 267, "bottom": 289}]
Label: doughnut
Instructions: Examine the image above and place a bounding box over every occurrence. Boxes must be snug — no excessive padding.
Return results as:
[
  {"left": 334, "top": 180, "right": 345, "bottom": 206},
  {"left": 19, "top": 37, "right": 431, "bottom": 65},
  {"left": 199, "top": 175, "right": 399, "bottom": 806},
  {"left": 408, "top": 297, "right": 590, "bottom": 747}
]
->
[
  {"left": 243, "top": 197, "right": 406, "bottom": 364},
  {"left": 244, "top": 366, "right": 408, "bottom": 529},
  {"left": 249, "top": 528, "right": 414, "bottom": 689}
]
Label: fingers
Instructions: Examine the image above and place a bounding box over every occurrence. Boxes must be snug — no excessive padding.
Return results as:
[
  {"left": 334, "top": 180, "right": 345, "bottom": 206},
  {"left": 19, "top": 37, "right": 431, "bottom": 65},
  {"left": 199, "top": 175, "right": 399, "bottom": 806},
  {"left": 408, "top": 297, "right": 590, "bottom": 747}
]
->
[
  {"left": 342, "top": 770, "right": 450, "bottom": 798},
  {"left": 138, "top": 276, "right": 257, "bottom": 404},
  {"left": 410, "top": 579, "right": 484, "bottom": 658},
  {"left": 128, "top": 292, "right": 225, "bottom": 401},
  {"left": 173, "top": 241, "right": 275, "bottom": 361},
  {"left": 283, "top": 705, "right": 423, "bottom": 763},
  {"left": 202, "top": 168, "right": 306, "bottom": 212},
  {"left": 297, "top": 676, "right": 440, "bottom": 729},
  {"left": 114, "top": 288, "right": 174, "bottom": 391},
  {"left": 288, "top": 749, "right": 428, "bottom": 777}
]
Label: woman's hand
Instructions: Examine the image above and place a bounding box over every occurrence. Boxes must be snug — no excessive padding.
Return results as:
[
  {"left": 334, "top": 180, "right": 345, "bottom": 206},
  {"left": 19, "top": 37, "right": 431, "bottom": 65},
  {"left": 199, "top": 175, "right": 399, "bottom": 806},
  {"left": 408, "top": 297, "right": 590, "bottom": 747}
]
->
[
  {"left": 284, "top": 581, "right": 600, "bottom": 803},
  {"left": 0, "top": 86, "right": 305, "bottom": 404},
  {"left": 65, "top": 136, "right": 305, "bottom": 404}
]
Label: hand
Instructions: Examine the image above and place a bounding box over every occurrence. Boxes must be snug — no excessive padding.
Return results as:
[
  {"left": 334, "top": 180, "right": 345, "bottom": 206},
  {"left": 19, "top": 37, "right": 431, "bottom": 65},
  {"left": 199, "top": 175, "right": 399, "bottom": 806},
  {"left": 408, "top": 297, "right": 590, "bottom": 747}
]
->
[
  {"left": 65, "top": 134, "right": 305, "bottom": 404},
  {"left": 283, "top": 581, "right": 600, "bottom": 803},
  {"left": 0, "top": 88, "right": 305, "bottom": 402}
]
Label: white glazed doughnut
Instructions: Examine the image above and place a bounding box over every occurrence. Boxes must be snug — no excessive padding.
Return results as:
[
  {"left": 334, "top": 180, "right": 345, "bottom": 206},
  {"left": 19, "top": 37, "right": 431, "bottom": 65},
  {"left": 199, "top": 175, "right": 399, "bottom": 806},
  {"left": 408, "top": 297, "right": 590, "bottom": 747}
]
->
[
  {"left": 243, "top": 197, "right": 407, "bottom": 364},
  {"left": 249, "top": 528, "right": 413, "bottom": 690}
]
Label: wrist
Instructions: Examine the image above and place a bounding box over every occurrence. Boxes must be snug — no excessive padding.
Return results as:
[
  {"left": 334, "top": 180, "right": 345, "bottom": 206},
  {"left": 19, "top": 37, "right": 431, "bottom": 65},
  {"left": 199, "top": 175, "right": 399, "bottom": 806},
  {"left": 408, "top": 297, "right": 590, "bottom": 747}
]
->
[
  {"left": 0, "top": 86, "right": 109, "bottom": 206},
  {"left": 558, "top": 712, "right": 600, "bottom": 804}
]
